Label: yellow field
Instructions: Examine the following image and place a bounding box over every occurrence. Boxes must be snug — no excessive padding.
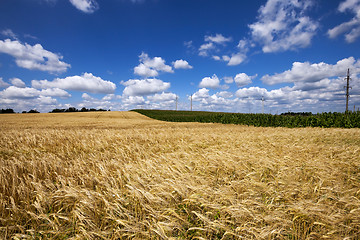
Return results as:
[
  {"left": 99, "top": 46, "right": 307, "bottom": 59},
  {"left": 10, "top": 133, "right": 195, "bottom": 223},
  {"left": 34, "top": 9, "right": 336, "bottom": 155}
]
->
[{"left": 1, "top": 111, "right": 359, "bottom": 239}]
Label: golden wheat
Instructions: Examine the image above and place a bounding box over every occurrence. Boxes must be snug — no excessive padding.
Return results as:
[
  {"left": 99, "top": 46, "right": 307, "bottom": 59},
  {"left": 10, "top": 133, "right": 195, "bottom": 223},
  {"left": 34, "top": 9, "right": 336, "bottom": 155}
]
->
[{"left": 1, "top": 111, "right": 359, "bottom": 239}]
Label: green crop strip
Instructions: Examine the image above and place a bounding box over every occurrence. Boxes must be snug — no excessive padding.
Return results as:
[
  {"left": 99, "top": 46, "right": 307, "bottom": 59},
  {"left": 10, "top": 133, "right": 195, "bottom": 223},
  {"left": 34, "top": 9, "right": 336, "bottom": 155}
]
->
[{"left": 132, "top": 110, "right": 360, "bottom": 128}]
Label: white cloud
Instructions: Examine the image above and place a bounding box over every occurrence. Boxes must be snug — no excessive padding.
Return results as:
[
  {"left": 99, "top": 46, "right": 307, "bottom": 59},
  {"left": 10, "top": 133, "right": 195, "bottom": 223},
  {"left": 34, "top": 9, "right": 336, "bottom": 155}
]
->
[
  {"left": 212, "top": 53, "right": 247, "bottom": 66},
  {"left": 234, "top": 73, "right": 254, "bottom": 87},
  {"left": 191, "top": 88, "right": 238, "bottom": 111},
  {"left": 223, "top": 76, "right": 234, "bottom": 84},
  {"left": 199, "top": 74, "right": 220, "bottom": 89},
  {"left": 212, "top": 55, "right": 221, "bottom": 61},
  {"left": 249, "top": 0, "right": 318, "bottom": 53},
  {"left": 261, "top": 57, "right": 360, "bottom": 85},
  {"left": 10, "top": 78, "right": 26, "bottom": 88},
  {"left": 192, "top": 88, "right": 210, "bottom": 101},
  {"left": 237, "top": 39, "right": 254, "bottom": 52},
  {"left": 227, "top": 53, "right": 246, "bottom": 66},
  {"left": 204, "top": 34, "right": 232, "bottom": 44},
  {"left": 32, "top": 73, "right": 116, "bottom": 94},
  {"left": 40, "top": 88, "right": 71, "bottom": 98},
  {"left": 236, "top": 87, "right": 268, "bottom": 99},
  {"left": 134, "top": 63, "right": 159, "bottom": 77},
  {"left": 0, "top": 39, "right": 70, "bottom": 73},
  {"left": 1, "top": 86, "right": 39, "bottom": 99},
  {"left": 216, "top": 91, "right": 233, "bottom": 98},
  {"left": 328, "top": 0, "right": 360, "bottom": 43},
  {"left": 199, "top": 42, "right": 215, "bottom": 57},
  {"left": 234, "top": 67, "right": 360, "bottom": 113},
  {"left": 82, "top": 92, "right": 93, "bottom": 100},
  {"left": 0, "top": 77, "right": 10, "bottom": 88},
  {"left": 69, "top": 0, "right": 99, "bottom": 13},
  {"left": 134, "top": 52, "right": 173, "bottom": 77},
  {"left": 122, "top": 95, "right": 146, "bottom": 106},
  {"left": 199, "top": 34, "right": 231, "bottom": 57},
  {"left": 147, "top": 92, "right": 177, "bottom": 102},
  {"left": 0, "top": 85, "right": 71, "bottom": 100},
  {"left": 0, "top": 95, "right": 59, "bottom": 113},
  {"left": 102, "top": 94, "right": 121, "bottom": 101},
  {"left": 173, "top": 59, "right": 193, "bottom": 69},
  {"left": 184, "top": 40, "right": 195, "bottom": 53},
  {"left": 222, "top": 55, "right": 230, "bottom": 61},
  {"left": 1, "top": 29, "right": 17, "bottom": 40},
  {"left": 121, "top": 78, "right": 170, "bottom": 96},
  {"left": 37, "top": 96, "right": 57, "bottom": 105}
]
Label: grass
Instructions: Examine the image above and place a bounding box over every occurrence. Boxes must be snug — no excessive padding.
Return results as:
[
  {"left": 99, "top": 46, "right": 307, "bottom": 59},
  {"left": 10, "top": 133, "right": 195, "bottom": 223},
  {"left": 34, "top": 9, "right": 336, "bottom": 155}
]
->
[{"left": 1, "top": 111, "right": 360, "bottom": 239}]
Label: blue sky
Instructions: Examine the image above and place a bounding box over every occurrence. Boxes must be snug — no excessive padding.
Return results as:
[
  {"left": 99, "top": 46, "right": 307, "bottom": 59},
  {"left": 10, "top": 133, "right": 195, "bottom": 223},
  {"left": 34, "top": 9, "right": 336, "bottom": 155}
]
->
[{"left": 0, "top": 0, "right": 360, "bottom": 113}]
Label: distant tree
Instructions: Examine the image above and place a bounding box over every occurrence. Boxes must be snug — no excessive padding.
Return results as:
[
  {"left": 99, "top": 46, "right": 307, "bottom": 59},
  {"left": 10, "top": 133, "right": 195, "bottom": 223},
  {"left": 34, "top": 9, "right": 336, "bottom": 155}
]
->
[
  {"left": 65, "top": 107, "right": 78, "bottom": 112},
  {"left": 80, "top": 107, "right": 89, "bottom": 112},
  {"left": 50, "top": 108, "right": 66, "bottom": 113},
  {"left": 28, "top": 109, "right": 39, "bottom": 113},
  {"left": 0, "top": 108, "right": 15, "bottom": 114},
  {"left": 281, "top": 112, "right": 312, "bottom": 116},
  {"left": 90, "top": 108, "right": 97, "bottom": 112},
  {"left": 22, "top": 111, "right": 27, "bottom": 114}
]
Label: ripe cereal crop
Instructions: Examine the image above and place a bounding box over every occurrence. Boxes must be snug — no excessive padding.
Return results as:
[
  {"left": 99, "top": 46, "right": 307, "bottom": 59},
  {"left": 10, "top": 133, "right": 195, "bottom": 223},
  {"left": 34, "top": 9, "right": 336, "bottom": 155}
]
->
[{"left": 1, "top": 111, "right": 360, "bottom": 239}]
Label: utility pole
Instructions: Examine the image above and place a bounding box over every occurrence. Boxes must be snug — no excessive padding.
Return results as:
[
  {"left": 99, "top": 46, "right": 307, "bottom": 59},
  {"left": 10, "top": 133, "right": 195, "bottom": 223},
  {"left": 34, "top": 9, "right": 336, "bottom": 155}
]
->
[
  {"left": 176, "top": 95, "right": 178, "bottom": 111},
  {"left": 344, "top": 68, "right": 352, "bottom": 113},
  {"left": 261, "top": 96, "right": 264, "bottom": 114},
  {"left": 190, "top": 94, "right": 193, "bottom": 111}
]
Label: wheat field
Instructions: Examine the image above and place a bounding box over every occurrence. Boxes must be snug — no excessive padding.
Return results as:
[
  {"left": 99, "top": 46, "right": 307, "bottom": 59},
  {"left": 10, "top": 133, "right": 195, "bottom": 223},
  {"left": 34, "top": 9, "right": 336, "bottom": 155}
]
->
[{"left": 0, "top": 111, "right": 359, "bottom": 239}]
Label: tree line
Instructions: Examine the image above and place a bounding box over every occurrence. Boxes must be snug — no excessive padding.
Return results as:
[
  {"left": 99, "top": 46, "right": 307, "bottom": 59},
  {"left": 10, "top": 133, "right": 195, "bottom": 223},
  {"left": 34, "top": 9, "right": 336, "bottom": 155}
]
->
[
  {"left": 50, "top": 107, "right": 110, "bottom": 113},
  {"left": 0, "top": 107, "right": 110, "bottom": 114}
]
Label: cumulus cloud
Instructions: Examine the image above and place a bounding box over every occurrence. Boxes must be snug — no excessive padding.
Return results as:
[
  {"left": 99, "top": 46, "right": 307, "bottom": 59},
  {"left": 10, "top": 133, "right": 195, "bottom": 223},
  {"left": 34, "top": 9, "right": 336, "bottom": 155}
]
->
[
  {"left": 0, "top": 78, "right": 10, "bottom": 88},
  {"left": 122, "top": 96, "right": 146, "bottom": 106},
  {"left": 234, "top": 73, "right": 255, "bottom": 87},
  {"left": 0, "top": 95, "right": 58, "bottom": 113},
  {"left": 227, "top": 53, "right": 246, "bottom": 66},
  {"left": 69, "top": 0, "right": 99, "bottom": 13},
  {"left": 121, "top": 78, "right": 170, "bottom": 96},
  {"left": 328, "top": 0, "right": 360, "bottom": 43},
  {"left": 216, "top": 91, "right": 233, "bottom": 98},
  {"left": 134, "top": 52, "right": 173, "bottom": 77},
  {"left": 261, "top": 57, "right": 360, "bottom": 85},
  {"left": 102, "top": 94, "right": 121, "bottom": 101},
  {"left": 191, "top": 88, "right": 238, "bottom": 111},
  {"left": 213, "top": 53, "right": 247, "bottom": 66},
  {"left": 192, "top": 88, "right": 210, "bottom": 101},
  {"left": 0, "top": 39, "right": 70, "bottom": 73},
  {"left": 199, "top": 33, "right": 231, "bottom": 57},
  {"left": 173, "top": 59, "right": 193, "bottom": 69},
  {"left": 10, "top": 78, "right": 26, "bottom": 88},
  {"left": 223, "top": 76, "right": 234, "bottom": 84},
  {"left": 41, "top": 88, "right": 71, "bottom": 98},
  {"left": 235, "top": 68, "right": 360, "bottom": 113},
  {"left": 0, "top": 85, "right": 71, "bottom": 99},
  {"left": 147, "top": 92, "right": 177, "bottom": 102},
  {"left": 32, "top": 73, "right": 116, "bottom": 94},
  {"left": 82, "top": 92, "right": 93, "bottom": 100},
  {"left": 1, "top": 86, "right": 40, "bottom": 99},
  {"left": 199, "top": 74, "right": 221, "bottom": 89},
  {"left": 249, "top": 0, "right": 318, "bottom": 53},
  {"left": 236, "top": 87, "right": 268, "bottom": 99}
]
